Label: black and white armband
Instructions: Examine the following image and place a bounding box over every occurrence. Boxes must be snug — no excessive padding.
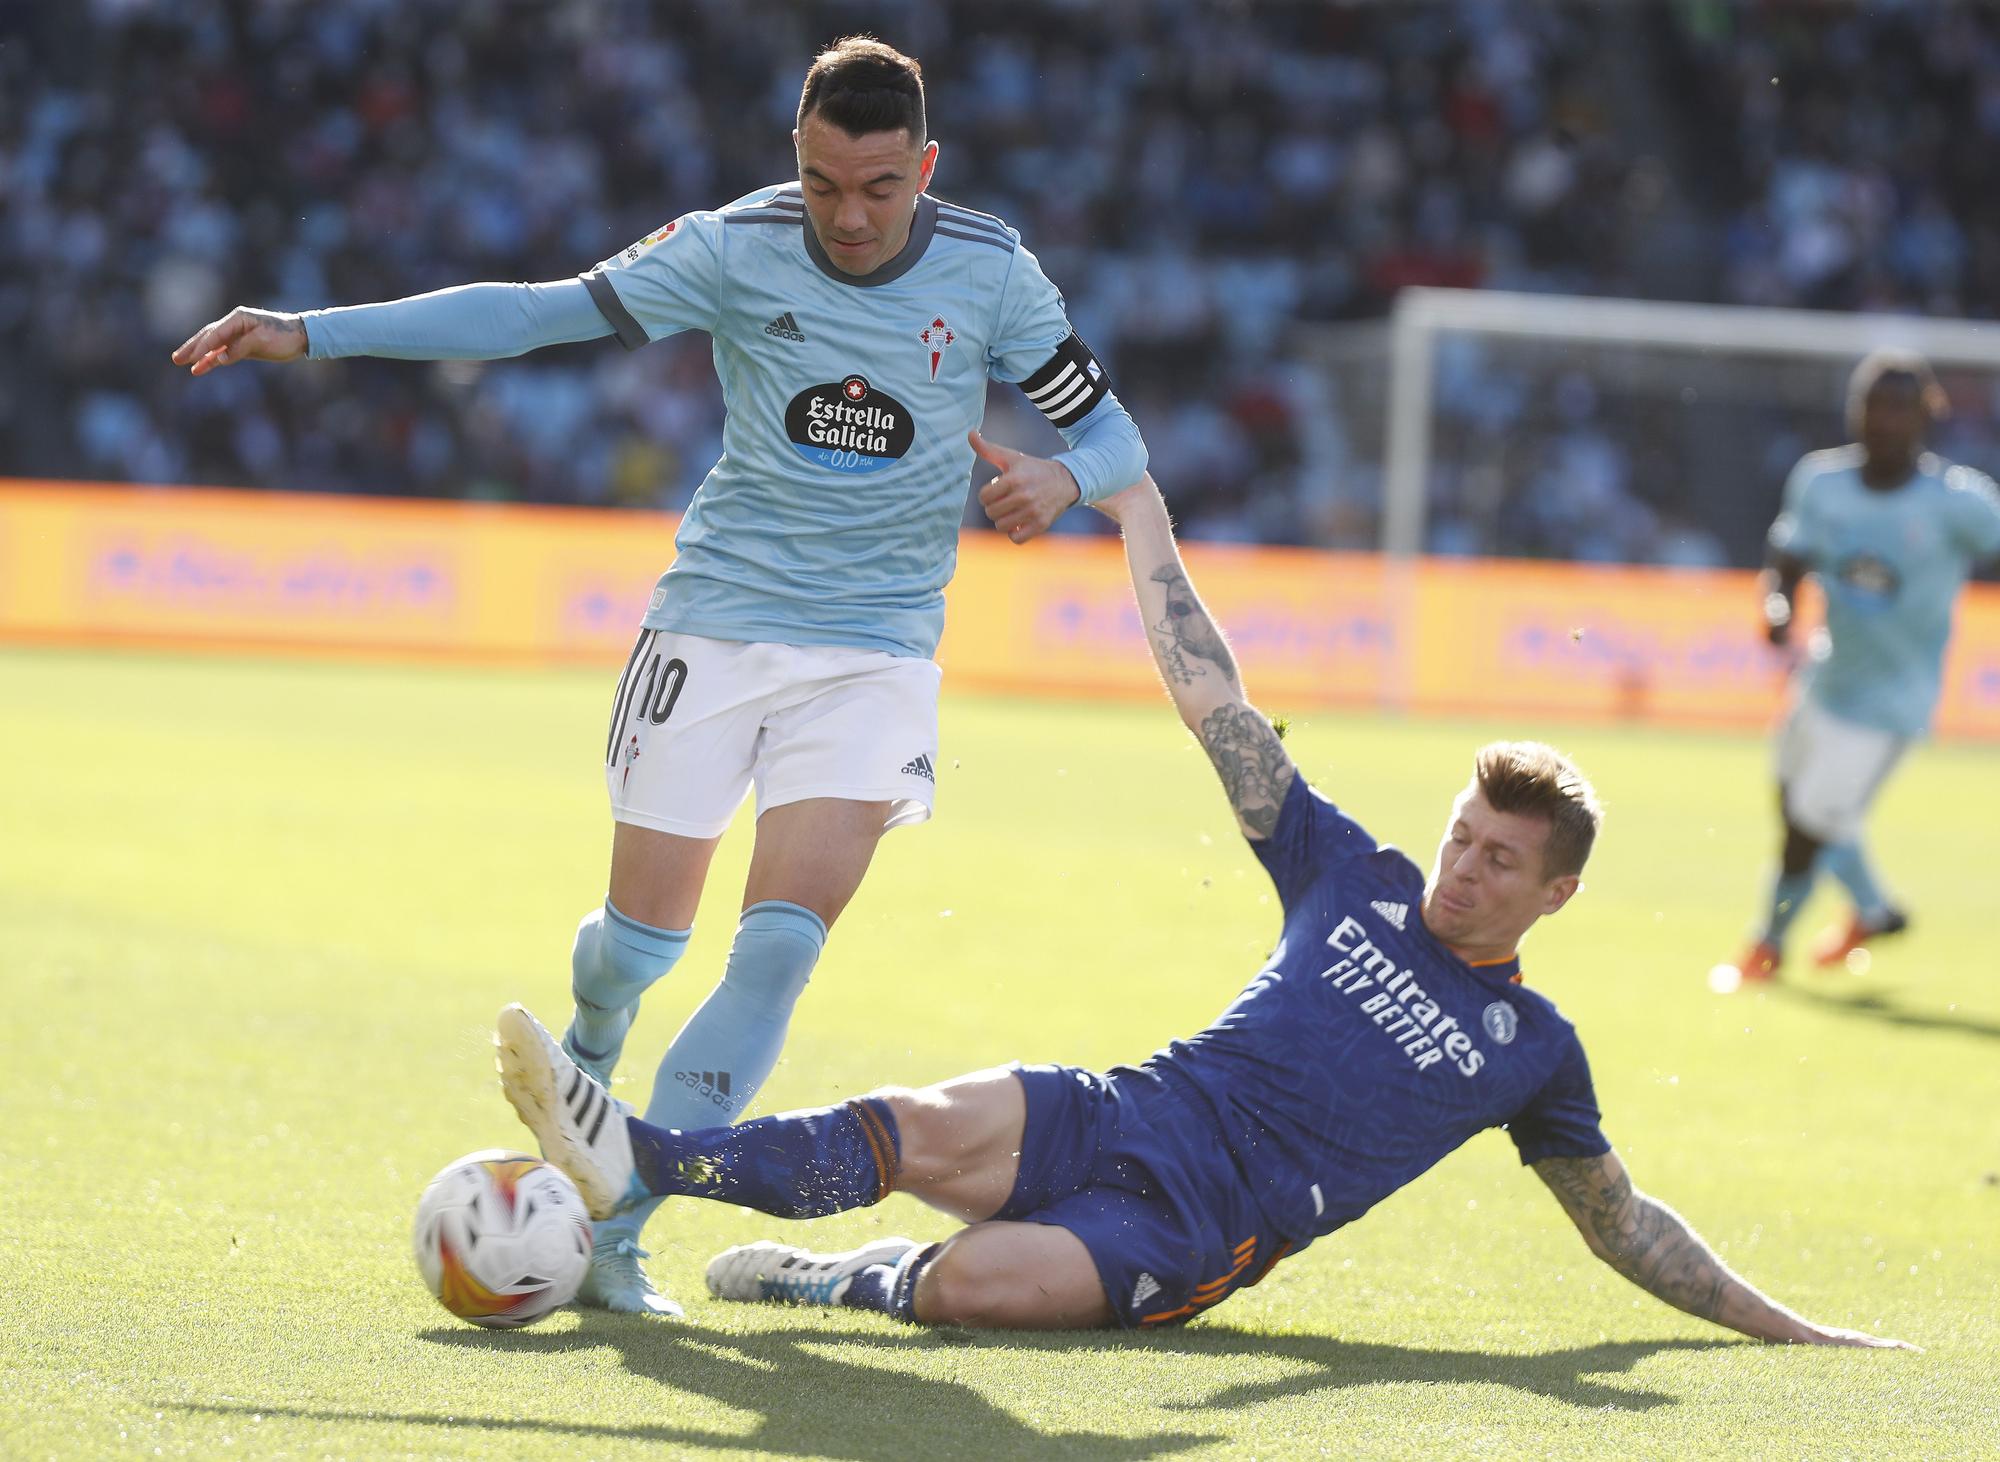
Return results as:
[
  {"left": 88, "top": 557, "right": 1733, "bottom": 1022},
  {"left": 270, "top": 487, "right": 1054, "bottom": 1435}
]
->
[{"left": 1017, "top": 332, "right": 1112, "bottom": 430}]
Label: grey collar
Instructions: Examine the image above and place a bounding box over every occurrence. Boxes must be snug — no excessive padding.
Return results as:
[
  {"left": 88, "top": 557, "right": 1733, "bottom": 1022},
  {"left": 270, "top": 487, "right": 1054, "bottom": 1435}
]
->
[{"left": 802, "top": 195, "right": 938, "bottom": 287}]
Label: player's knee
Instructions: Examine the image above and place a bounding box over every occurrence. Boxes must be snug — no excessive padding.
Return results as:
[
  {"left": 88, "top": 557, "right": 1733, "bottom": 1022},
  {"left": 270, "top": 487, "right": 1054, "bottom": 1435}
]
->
[
  {"left": 571, "top": 904, "right": 686, "bottom": 1011},
  {"left": 1780, "top": 816, "right": 1824, "bottom": 877},
  {"left": 912, "top": 1234, "right": 1009, "bottom": 1325},
  {"left": 870, "top": 1087, "right": 949, "bottom": 1185}
]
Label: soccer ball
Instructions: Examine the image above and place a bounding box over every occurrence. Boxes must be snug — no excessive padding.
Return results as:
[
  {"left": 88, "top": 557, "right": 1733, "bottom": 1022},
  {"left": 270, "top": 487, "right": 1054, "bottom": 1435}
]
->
[{"left": 412, "top": 1149, "right": 593, "bottom": 1328}]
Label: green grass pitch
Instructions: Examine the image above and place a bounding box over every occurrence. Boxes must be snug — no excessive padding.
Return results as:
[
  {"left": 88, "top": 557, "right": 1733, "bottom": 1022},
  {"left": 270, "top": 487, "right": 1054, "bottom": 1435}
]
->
[{"left": 3, "top": 646, "right": 1996, "bottom": 1459}]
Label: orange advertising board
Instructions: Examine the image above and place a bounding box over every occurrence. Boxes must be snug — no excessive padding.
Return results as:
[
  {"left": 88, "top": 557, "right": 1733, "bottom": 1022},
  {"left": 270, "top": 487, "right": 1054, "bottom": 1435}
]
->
[{"left": 3, "top": 480, "right": 1997, "bottom": 739}]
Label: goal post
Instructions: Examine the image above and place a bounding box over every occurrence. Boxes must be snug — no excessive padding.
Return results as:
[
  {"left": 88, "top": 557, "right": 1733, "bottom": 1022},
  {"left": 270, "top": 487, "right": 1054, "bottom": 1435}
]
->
[{"left": 1379, "top": 288, "right": 2000, "bottom": 558}]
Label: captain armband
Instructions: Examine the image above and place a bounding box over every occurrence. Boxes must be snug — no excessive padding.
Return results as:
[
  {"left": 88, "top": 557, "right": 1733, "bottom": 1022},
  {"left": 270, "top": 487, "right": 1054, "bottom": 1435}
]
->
[{"left": 1017, "top": 332, "right": 1112, "bottom": 430}]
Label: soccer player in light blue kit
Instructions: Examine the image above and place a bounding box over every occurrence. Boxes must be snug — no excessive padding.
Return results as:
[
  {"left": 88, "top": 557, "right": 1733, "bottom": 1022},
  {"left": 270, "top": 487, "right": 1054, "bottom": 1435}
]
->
[
  {"left": 1728, "top": 352, "right": 2000, "bottom": 983},
  {"left": 492, "top": 475, "right": 1908, "bottom": 1349},
  {"left": 172, "top": 38, "right": 1146, "bottom": 1315}
]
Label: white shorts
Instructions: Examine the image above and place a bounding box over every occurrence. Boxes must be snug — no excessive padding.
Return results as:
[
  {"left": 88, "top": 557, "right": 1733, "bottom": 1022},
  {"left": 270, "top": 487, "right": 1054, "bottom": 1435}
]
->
[
  {"left": 603, "top": 631, "right": 941, "bottom": 839},
  {"left": 1775, "top": 696, "right": 1908, "bottom": 844}
]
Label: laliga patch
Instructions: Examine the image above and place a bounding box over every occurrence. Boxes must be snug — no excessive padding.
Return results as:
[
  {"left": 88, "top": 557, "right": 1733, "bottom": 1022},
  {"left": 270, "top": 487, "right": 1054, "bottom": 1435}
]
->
[
  {"left": 785, "top": 374, "right": 914, "bottom": 474},
  {"left": 622, "top": 218, "right": 682, "bottom": 263},
  {"left": 1482, "top": 1001, "right": 1518, "bottom": 1045}
]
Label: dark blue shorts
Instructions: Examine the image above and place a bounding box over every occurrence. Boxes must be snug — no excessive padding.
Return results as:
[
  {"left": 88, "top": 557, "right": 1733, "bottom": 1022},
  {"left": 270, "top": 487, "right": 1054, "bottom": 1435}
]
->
[{"left": 998, "top": 1063, "right": 1291, "bottom": 1329}]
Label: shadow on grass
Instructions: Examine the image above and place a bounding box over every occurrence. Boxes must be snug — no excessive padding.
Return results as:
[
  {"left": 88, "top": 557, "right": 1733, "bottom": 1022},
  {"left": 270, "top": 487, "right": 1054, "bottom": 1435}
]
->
[
  {"left": 171, "top": 1320, "right": 1731, "bottom": 1456},
  {"left": 1136, "top": 1329, "right": 1734, "bottom": 1414},
  {"left": 1773, "top": 981, "right": 2000, "bottom": 1042}
]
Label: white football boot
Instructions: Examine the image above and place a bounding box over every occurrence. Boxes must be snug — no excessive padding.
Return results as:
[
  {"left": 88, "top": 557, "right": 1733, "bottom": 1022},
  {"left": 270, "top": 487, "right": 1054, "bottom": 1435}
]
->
[
  {"left": 495, "top": 1003, "right": 647, "bottom": 1222},
  {"left": 706, "top": 1237, "right": 920, "bottom": 1307}
]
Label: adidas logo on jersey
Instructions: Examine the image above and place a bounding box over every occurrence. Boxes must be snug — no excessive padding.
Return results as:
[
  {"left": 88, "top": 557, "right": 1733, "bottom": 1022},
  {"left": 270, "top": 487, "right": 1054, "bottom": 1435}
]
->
[
  {"left": 900, "top": 753, "right": 935, "bottom": 783},
  {"left": 1131, "top": 1272, "right": 1162, "bottom": 1308},
  {"left": 1370, "top": 899, "right": 1409, "bottom": 931},
  {"left": 764, "top": 311, "right": 807, "bottom": 342}
]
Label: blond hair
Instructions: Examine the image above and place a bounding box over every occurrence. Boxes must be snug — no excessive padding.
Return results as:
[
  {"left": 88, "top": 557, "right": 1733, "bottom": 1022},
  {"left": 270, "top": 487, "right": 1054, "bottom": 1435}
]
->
[{"left": 1474, "top": 741, "right": 1602, "bottom": 878}]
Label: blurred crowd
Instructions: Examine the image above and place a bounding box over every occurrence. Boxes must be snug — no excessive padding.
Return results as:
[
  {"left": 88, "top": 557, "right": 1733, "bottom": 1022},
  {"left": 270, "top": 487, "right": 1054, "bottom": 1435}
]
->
[{"left": 2, "top": 0, "right": 1997, "bottom": 568}]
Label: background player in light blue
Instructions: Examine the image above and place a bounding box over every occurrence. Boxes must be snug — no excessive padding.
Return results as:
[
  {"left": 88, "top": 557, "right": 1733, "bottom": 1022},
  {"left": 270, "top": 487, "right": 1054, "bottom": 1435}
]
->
[
  {"left": 492, "top": 474, "right": 1907, "bottom": 1350},
  {"left": 171, "top": 37, "right": 1146, "bottom": 1315},
  {"left": 1727, "top": 352, "right": 2000, "bottom": 984}
]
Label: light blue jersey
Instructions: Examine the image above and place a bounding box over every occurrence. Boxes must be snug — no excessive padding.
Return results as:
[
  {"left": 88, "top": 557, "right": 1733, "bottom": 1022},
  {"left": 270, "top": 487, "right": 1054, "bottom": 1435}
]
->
[
  {"left": 1769, "top": 447, "right": 2000, "bottom": 736},
  {"left": 581, "top": 184, "right": 1145, "bottom": 657},
  {"left": 301, "top": 182, "right": 1147, "bottom": 659}
]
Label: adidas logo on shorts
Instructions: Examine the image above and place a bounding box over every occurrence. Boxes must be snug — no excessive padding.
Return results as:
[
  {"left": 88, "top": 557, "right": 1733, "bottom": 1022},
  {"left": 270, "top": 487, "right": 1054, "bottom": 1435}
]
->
[
  {"left": 1131, "top": 1272, "right": 1162, "bottom": 1308},
  {"left": 1370, "top": 899, "right": 1409, "bottom": 931},
  {"left": 764, "top": 311, "right": 807, "bottom": 342},
  {"left": 900, "top": 753, "right": 935, "bottom": 783}
]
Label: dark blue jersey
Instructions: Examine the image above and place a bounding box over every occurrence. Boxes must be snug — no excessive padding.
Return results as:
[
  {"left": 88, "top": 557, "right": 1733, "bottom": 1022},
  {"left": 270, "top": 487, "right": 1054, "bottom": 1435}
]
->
[{"left": 1147, "top": 774, "right": 1610, "bottom": 1246}]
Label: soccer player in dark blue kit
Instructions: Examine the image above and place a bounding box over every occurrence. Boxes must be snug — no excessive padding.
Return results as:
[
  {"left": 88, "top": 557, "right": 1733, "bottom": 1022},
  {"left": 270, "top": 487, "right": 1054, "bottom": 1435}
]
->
[{"left": 497, "top": 477, "right": 1910, "bottom": 1346}]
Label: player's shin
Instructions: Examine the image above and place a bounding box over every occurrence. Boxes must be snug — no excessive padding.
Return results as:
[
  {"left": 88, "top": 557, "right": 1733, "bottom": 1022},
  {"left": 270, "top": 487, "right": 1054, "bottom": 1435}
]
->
[
  {"left": 1819, "top": 840, "right": 1892, "bottom": 921},
  {"left": 1761, "top": 868, "right": 1817, "bottom": 947},
  {"left": 597, "top": 900, "right": 825, "bottom": 1243},
  {"left": 651, "top": 900, "right": 826, "bottom": 1129},
  {"left": 625, "top": 1096, "right": 902, "bottom": 1218},
  {"left": 564, "top": 901, "right": 690, "bottom": 1086}
]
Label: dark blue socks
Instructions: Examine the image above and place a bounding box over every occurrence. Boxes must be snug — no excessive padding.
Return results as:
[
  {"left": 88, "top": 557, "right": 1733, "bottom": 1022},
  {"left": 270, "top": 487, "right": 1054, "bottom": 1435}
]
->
[
  {"left": 627, "top": 1095, "right": 901, "bottom": 1221},
  {"left": 838, "top": 1243, "right": 940, "bottom": 1321}
]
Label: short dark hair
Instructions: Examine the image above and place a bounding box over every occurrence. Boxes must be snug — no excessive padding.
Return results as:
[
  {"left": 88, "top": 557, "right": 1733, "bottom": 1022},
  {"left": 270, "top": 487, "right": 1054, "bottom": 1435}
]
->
[
  {"left": 1847, "top": 347, "right": 1950, "bottom": 429},
  {"left": 1473, "top": 741, "right": 1602, "bottom": 880},
  {"left": 798, "top": 36, "right": 926, "bottom": 144}
]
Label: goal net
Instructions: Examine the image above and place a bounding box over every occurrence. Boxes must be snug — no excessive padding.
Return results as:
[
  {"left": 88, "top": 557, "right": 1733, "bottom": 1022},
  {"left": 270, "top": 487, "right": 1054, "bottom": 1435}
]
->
[{"left": 1298, "top": 289, "right": 2000, "bottom": 566}]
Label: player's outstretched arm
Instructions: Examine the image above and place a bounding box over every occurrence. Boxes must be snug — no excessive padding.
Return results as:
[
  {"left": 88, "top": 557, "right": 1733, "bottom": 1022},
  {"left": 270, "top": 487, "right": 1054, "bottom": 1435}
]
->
[
  {"left": 1533, "top": 1150, "right": 1916, "bottom": 1349},
  {"left": 1094, "top": 476, "right": 1298, "bottom": 840},
  {"left": 172, "top": 280, "right": 614, "bottom": 375}
]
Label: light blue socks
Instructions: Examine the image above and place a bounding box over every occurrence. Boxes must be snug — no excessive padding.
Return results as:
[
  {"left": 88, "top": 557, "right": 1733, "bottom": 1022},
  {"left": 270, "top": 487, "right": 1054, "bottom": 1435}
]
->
[
  {"left": 563, "top": 900, "right": 690, "bottom": 1087},
  {"left": 1761, "top": 869, "right": 1817, "bottom": 948},
  {"left": 597, "top": 898, "right": 827, "bottom": 1248},
  {"left": 1819, "top": 840, "right": 1891, "bottom": 921}
]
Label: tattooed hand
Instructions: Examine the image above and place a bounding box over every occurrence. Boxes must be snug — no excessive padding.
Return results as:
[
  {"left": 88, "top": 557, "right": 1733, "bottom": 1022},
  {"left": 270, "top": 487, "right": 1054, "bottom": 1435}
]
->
[{"left": 172, "top": 306, "right": 309, "bottom": 376}]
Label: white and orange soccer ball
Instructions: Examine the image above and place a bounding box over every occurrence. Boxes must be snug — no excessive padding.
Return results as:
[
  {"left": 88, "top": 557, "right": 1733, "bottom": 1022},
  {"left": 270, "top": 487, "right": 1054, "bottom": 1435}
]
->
[{"left": 412, "top": 1149, "right": 593, "bottom": 1328}]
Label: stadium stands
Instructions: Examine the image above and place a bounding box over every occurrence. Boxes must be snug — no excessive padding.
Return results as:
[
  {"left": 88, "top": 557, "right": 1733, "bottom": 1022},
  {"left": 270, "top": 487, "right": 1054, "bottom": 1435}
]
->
[{"left": 2, "top": 1, "right": 1994, "bottom": 563}]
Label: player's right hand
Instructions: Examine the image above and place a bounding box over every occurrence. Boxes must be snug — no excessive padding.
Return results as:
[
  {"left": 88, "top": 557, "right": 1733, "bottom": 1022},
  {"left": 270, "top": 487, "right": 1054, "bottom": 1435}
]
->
[{"left": 172, "top": 306, "right": 309, "bottom": 376}]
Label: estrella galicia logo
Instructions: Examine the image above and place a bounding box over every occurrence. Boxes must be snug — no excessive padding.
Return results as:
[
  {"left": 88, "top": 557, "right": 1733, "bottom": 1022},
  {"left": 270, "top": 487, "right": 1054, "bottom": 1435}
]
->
[
  {"left": 1482, "top": 1001, "right": 1519, "bottom": 1045},
  {"left": 1835, "top": 552, "right": 1901, "bottom": 600},
  {"left": 785, "top": 374, "right": 915, "bottom": 474}
]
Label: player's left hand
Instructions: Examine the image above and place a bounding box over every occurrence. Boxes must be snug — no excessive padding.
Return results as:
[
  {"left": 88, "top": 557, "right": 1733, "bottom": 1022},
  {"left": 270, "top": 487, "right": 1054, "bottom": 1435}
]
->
[
  {"left": 970, "top": 429, "right": 1080, "bottom": 543},
  {"left": 1792, "top": 1323, "right": 1920, "bottom": 1351}
]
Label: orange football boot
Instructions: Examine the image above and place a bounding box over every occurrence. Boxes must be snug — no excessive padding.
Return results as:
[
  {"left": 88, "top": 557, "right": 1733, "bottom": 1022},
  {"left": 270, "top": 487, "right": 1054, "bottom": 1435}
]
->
[
  {"left": 1812, "top": 908, "right": 1909, "bottom": 969},
  {"left": 1730, "top": 939, "right": 1781, "bottom": 983}
]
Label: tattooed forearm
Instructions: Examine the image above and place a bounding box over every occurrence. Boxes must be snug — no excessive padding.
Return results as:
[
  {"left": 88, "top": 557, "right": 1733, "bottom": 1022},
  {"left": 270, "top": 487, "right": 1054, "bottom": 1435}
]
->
[
  {"left": 1609, "top": 1196, "right": 1733, "bottom": 1320},
  {"left": 1148, "top": 565, "right": 1238, "bottom": 687},
  {"left": 1538, "top": 1155, "right": 1752, "bottom": 1328},
  {"left": 1197, "top": 702, "right": 1296, "bottom": 838}
]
